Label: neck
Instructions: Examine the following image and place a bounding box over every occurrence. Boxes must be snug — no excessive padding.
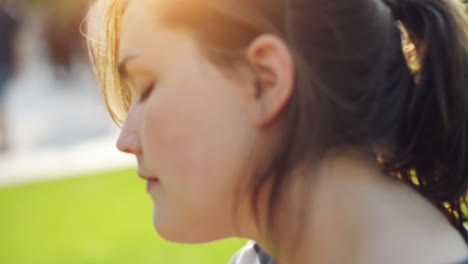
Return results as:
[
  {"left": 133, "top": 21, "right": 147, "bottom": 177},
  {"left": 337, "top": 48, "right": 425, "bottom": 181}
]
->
[{"left": 253, "top": 150, "right": 467, "bottom": 264}]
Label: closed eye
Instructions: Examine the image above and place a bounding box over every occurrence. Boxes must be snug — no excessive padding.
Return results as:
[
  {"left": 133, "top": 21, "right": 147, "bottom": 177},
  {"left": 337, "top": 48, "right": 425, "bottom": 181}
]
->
[{"left": 139, "top": 83, "right": 155, "bottom": 103}]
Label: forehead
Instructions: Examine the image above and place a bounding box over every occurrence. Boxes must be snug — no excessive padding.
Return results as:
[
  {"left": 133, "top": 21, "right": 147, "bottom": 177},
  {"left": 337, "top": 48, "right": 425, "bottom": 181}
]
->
[
  {"left": 119, "top": 0, "right": 207, "bottom": 60},
  {"left": 118, "top": 0, "right": 214, "bottom": 75},
  {"left": 119, "top": 0, "right": 161, "bottom": 58}
]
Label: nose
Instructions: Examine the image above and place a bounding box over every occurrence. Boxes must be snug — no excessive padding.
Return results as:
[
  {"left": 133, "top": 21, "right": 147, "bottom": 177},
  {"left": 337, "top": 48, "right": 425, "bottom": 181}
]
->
[
  {"left": 116, "top": 109, "right": 142, "bottom": 155},
  {"left": 116, "top": 129, "right": 142, "bottom": 154}
]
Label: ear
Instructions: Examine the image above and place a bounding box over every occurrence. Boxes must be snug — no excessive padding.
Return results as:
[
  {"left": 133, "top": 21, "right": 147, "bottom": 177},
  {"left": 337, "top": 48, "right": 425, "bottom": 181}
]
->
[{"left": 246, "top": 33, "right": 295, "bottom": 128}]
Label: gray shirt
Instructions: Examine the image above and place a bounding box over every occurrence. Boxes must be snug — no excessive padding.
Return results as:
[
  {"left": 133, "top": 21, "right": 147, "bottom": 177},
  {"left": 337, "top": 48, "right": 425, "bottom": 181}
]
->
[{"left": 229, "top": 241, "right": 276, "bottom": 264}]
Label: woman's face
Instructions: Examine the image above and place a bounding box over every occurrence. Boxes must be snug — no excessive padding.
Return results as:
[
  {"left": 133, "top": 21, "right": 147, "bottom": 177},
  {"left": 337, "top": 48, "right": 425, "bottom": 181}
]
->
[{"left": 116, "top": 0, "right": 261, "bottom": 243}]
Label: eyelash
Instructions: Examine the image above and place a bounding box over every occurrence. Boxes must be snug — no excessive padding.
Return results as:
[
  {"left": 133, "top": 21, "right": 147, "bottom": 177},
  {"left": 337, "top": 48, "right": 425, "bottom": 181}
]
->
[{"left": 139, "top": 83, "right": 155, "bottom": 103}]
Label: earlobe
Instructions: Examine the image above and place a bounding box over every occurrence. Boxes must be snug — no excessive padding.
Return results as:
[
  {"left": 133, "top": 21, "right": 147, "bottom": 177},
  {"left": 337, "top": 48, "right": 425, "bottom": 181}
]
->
[{"left": 246, "top": 34, "right": 295, "bottom": 128}]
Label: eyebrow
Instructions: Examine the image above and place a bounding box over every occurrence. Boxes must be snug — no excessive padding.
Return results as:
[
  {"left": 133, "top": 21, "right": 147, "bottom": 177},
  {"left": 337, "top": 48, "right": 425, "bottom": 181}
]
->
[{"left": 118, "top": 55, "right": 137, "bottom": 79}]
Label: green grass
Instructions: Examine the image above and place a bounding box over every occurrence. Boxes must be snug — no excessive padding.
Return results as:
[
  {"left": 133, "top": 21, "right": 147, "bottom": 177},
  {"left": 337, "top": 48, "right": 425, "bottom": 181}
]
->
[{"left": 0, "top": 168, "right": 246, "bottom": 264}]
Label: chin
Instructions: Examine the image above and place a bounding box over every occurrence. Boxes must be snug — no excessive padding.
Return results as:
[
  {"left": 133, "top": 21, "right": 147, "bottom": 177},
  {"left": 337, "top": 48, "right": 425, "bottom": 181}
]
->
[{"left": 152, "top": 216, "right": 228, "bottom": 244}]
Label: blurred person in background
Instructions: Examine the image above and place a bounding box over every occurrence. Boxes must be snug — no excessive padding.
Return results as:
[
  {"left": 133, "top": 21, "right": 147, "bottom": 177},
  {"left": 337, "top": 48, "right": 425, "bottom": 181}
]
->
[
  {"left": 88, "top": 0, "right": 468, "bottom": 263},
  {"left": 0, "top": 1, "right": 20, "bottom": 152},
  {"left": 43, "top": 1, "right": 88, "bottom": 81}
]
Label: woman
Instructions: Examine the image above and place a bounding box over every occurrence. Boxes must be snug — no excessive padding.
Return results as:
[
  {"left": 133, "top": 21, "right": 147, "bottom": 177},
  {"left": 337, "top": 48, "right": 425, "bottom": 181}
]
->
[{"left": 87, "top": 0, "right": 468, "bottom": 263}]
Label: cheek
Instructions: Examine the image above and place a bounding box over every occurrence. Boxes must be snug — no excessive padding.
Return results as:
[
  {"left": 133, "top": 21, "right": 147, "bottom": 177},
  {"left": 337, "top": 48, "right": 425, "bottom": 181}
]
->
[
  {"left": 140, "top": 73, "right": 255, "bottom": 242},
  {"left": 141, "top": 74, "right": 252, "bottom": 208}
]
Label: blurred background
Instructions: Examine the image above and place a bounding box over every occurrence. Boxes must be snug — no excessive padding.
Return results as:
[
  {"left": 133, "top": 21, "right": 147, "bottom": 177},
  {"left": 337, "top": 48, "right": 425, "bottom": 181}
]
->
[{"left": 0, "top": 0, "right": 243, "bottom": 263}]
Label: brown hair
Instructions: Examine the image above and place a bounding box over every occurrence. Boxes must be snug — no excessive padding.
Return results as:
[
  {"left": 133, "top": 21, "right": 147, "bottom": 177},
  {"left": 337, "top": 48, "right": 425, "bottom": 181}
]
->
[{"left": 88, "top": 0, "right": 468, "bottom": 255}]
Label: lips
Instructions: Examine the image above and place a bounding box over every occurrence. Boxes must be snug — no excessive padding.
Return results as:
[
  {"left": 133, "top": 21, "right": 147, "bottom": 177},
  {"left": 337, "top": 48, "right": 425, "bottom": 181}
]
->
[
  {"left": 138, "top": 170, "right": 159, "bottom": 182},
  {"left": 139, "top": 170, "right": 159, "bottom": 193}
]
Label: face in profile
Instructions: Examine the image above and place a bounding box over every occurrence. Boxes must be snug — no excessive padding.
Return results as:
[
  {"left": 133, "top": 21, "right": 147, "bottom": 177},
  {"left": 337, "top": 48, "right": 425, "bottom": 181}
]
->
[{"left": 116, "top": 0, "right": 262, "bottom": 243}]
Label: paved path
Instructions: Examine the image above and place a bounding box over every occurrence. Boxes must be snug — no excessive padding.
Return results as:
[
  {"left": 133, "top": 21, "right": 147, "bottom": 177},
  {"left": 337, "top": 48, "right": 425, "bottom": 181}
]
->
[{"left": 0, "top": 134, "right": 135, "bottom": 187}]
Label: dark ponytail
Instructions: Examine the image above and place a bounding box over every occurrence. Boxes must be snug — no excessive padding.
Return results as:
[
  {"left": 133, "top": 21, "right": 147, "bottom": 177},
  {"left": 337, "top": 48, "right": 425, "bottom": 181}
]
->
[{"left": 382, "top": 0, "right": 468, "bottom": 227}]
